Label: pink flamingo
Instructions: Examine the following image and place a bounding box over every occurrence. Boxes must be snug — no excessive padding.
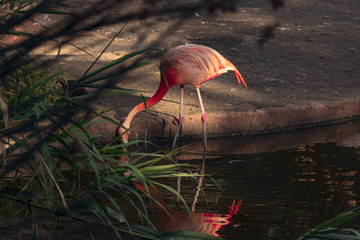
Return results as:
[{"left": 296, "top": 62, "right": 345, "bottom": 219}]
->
[{"left": 117, "top": 44, "right": 247, "bottom": 149}]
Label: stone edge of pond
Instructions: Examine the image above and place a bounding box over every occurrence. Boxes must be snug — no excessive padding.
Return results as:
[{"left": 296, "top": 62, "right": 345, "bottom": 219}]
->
[{"left": 88, "top": 99, "right": 360, "bottom": 144}]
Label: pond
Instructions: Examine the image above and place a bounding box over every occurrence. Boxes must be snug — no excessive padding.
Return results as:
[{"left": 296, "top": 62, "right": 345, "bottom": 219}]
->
[
  {"left": 152, "top": 120, "right": 360, "bottom": 239},
  {"left": 1, "top": 120, "right": 360, "bottom": 239}
]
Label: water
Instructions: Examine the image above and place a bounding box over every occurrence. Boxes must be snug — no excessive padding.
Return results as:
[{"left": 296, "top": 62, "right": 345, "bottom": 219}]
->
[
  {"left": 3, "top": 121, "right": 359, "bottom": 239},
  {"left": 153, "top": 121, "right": 360, "bottom": 239}
]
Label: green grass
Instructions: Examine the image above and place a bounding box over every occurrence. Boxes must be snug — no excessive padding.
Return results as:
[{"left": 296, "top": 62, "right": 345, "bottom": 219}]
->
[
  {"left": 0, "top": 2, "right": 225, "bottom": 238},
  {"left": 0, "top": 51, "right": 210, "bottom": 238}
]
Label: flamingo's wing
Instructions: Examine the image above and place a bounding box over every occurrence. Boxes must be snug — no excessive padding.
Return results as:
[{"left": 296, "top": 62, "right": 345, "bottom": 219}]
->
[{"left": 161, "top": 44, "right": 246, "bottom": 87}]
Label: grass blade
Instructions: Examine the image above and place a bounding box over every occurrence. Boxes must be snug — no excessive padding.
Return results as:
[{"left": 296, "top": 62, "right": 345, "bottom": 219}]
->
[{"left": 82, "top": 22, "right": 128, "bottom": 77}]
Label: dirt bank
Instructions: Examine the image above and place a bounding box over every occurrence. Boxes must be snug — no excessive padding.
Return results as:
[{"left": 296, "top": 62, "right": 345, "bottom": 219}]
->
[{"left": 29, "top": 0, "right": 360, "bottom": 143}]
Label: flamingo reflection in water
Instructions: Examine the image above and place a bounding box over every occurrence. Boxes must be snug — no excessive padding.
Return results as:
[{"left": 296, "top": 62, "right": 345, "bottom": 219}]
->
[
  {"left": 160, "top": 154, "right": 242, "bottom": 236},
  {"left": 160, "top": 198, "right": 242, "bottom": 236},
  {"left": 120, "top": 149, "right": 243, "bottom": 236}
]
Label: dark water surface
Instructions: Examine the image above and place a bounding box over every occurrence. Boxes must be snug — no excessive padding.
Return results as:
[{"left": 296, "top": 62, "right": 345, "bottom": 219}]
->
[
  {"left": 154, "top": 121, "right": 360, "bottom": 239},
  {"left": 2, "top": 121, "right": 360, "bottom": 239}
]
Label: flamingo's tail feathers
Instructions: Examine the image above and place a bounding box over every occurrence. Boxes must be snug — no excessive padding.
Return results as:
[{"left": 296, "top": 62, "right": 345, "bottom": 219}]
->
[
  {"left": 225, "top": 59, "right": 247, "bottom": 88},
  {"left": 234, "top": 69, "right": 247, "bottom": 88}
]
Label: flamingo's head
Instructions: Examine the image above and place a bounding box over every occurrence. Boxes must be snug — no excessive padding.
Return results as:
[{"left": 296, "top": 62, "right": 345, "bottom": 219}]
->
[{"left": 116, "top": 126, "right": 130, "bottom": 144}]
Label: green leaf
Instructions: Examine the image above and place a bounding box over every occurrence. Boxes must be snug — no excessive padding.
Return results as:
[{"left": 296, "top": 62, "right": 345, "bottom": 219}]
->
[
  {"left": 82, "top": 23, "right": 128, "bottom": 77},
  {"left": 301, "top": 207, "right": 360, "bottom": 239},
  {"left": 140, "top": 164, "right": 181, "bottom": 175},
  {"left": 78, "top": 48, "right": 152, "bottom": 83}
]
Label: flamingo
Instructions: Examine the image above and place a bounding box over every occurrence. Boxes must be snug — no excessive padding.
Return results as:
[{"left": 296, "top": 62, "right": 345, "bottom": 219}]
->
[{"left": 117, "top": 44, "right": 247, "bottom": 149}]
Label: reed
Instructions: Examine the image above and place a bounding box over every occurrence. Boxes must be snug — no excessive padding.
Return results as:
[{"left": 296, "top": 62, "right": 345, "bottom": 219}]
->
[{"left": 0, "top": 1, "right": 223, "bottom": 239}]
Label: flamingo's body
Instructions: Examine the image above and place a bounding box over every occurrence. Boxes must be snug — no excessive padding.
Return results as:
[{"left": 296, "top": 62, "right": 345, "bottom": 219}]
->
[{"left": 117, "top": 44, "right": 247, "bottom": 148}]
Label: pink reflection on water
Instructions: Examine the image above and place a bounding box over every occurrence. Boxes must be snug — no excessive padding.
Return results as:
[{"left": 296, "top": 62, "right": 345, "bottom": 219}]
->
[{"left": 161, "top": 198, "right": 242, "bottom": 236}]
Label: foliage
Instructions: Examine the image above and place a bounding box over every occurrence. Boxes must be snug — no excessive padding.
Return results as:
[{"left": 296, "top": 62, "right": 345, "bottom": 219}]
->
[
  {"left": 0, "top": 48, "right": 210, "bottom": 239},
  {"left": 1, "top": 62, "right": 68, "bottom": 105},
  {"left": 299, "top": 206, "right": 360, "bottom": 240},
  {"left": 0, "top": 1, "right": 225, "bottom": 239}
]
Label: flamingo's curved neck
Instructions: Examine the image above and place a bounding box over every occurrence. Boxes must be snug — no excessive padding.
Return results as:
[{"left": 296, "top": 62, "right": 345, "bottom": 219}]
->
[{"left": 122, "top": 77, "right": 172, "bottom": 130}]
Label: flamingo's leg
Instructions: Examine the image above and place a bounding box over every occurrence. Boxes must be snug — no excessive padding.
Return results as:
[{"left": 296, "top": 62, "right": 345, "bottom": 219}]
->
[
  {"left": 172, "top": 85, "right": 184, "bottom": 148},
  {"left": 196, "top": 87, "right": 207, "bottom": 150}
]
